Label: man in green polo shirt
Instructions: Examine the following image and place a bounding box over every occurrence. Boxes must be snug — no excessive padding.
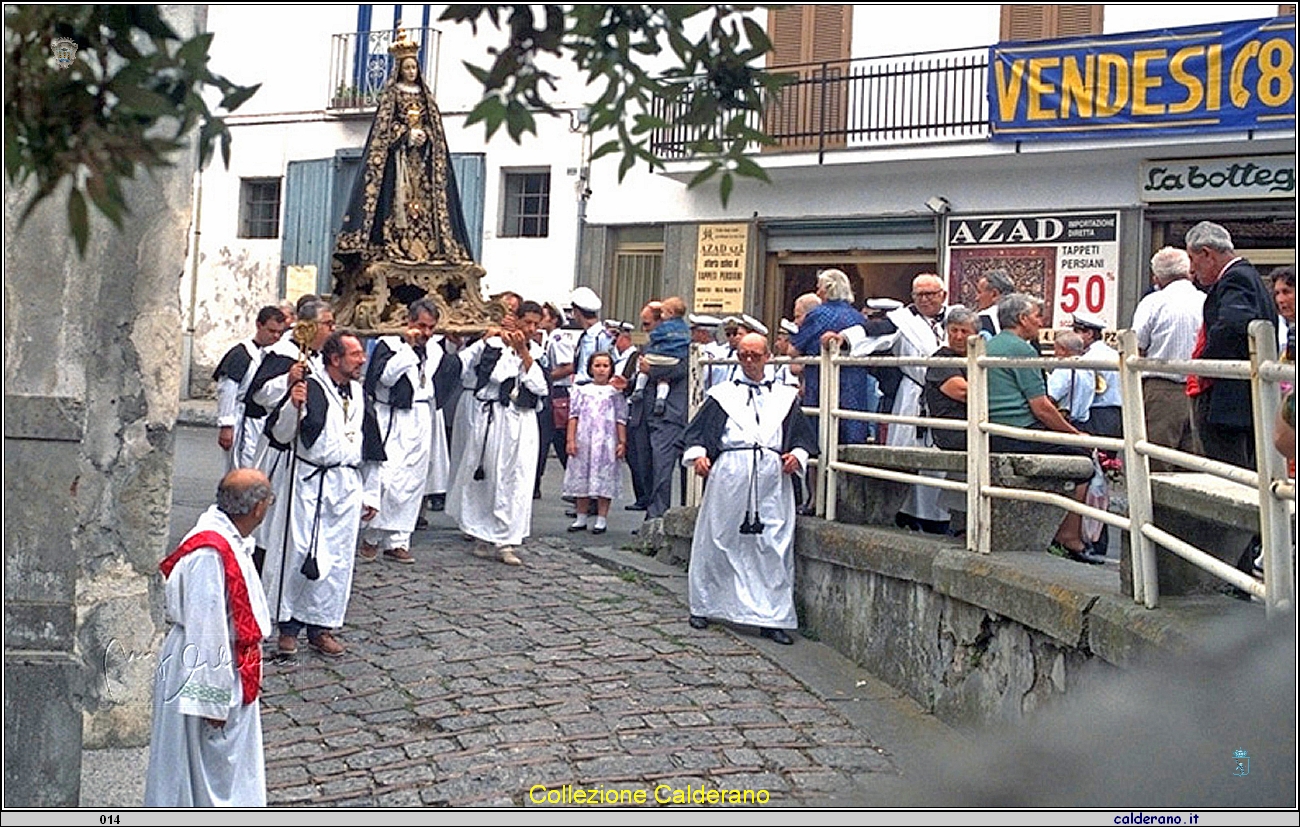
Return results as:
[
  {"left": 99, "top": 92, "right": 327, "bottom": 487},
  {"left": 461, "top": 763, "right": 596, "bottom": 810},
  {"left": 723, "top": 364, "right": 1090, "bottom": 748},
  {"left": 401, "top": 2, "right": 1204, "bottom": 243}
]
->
[{"left": 984, "top": 293, "right": 1100, "bottom": 565}]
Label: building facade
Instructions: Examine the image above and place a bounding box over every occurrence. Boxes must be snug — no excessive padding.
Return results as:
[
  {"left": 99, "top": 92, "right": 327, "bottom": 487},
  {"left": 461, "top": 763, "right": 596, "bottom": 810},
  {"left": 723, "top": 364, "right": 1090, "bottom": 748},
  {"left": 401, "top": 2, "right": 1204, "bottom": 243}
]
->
[{"left": 187, "top": 4, "right": 1296, "bottom": 392}]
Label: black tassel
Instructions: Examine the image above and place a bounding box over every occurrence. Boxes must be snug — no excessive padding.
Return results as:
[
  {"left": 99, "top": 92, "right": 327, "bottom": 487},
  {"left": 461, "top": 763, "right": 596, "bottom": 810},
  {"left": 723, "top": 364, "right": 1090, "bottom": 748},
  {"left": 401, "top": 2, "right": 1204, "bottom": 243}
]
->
[
  {"left": 299, "top": 554, "right": 320, "bottom": 581},
  {"left": 473, "top": 465, "right": 485, "bottom": 481}
]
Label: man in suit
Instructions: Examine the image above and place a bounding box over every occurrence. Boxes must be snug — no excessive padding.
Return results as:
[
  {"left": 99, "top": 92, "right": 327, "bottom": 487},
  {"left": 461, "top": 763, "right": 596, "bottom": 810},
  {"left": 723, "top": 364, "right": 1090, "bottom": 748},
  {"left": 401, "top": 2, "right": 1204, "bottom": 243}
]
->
[{"left": 1185, "top": 221, "right": 1276, "bottom": 471}]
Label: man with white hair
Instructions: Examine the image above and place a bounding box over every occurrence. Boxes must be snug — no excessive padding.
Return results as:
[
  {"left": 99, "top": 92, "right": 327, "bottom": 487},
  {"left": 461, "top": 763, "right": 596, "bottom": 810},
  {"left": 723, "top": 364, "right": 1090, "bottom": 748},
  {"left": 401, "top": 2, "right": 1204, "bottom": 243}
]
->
[
  {"left": 1184, "top": 220, "right": 1274, "bottom": 470},
  {"left": 790, "top": 269, "right": 880, "bottom": 446},
  {"left": 834, "top": 274, "right": 950, "bottom": 531},
  {"left": 1131, "top": 246, "right": 1205, "bottom": 468}
]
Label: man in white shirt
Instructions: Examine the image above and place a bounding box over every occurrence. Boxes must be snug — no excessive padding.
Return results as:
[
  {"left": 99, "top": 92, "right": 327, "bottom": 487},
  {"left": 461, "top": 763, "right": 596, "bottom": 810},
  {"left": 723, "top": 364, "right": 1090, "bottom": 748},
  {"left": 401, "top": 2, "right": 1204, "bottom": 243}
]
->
[
  {"left": 1131, "top": 246, "right": 1206, "bottom": 468},
  {"left": 1069, "top": 311, "right": 1121, "bottom": 438}
]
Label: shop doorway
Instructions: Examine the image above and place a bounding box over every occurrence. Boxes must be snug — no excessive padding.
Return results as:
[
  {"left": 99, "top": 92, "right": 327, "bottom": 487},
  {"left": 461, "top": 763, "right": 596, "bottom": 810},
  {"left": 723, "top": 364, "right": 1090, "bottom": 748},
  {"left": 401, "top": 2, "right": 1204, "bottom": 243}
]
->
[{"left": 767, "top": 251, "right": 938, "bottom": 323}]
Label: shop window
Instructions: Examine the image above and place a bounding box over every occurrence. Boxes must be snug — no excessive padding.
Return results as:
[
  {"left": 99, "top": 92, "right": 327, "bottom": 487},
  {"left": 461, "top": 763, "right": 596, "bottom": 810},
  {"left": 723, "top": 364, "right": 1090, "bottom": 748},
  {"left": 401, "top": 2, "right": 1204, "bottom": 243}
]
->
[
  {"left": 999, "top": 5, "right": 1103, "bottom": 41},
  {"left": 239, "top": 178, "right": 281, "bottom": 239},
  {"left": 500, "top": 170, "right": 550, "bottom": 238}
]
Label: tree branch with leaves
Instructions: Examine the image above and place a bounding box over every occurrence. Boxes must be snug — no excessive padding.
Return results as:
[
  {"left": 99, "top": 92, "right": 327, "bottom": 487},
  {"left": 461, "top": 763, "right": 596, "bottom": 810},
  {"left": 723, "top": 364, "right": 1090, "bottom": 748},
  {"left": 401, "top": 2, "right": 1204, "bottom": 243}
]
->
[
  {"left": 440, "top": 4, "right": 786, "bottom": 205},
  {"left": 4, "top": 5, "right": 259, "bottom": 255}
]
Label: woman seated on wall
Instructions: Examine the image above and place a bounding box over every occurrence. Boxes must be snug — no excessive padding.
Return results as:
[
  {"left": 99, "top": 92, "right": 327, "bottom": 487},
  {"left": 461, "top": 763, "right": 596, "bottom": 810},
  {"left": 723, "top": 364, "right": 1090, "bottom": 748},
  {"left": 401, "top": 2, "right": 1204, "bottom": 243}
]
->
[{"left": 923, "top": 306, "right": 979, "bottom": 452}]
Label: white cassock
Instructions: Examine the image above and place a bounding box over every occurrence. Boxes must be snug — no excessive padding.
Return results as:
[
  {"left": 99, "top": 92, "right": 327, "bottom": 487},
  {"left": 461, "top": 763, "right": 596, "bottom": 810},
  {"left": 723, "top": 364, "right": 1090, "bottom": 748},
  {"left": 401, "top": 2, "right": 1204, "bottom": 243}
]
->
[
  {"left": 213, "top": 338, "right": 265, "bottom": 472},
  {"left": 244, "top": 335, "right": 320, "bottom": 554},
  {"left": 885, "top": 304, "right": 948, "bottom": 523},
  {"left": 423, "top": 335, "right": 454, "bottom": 498},
  {"left": 683, "top": 379, "right": 817, "bottom": 630},
  {"left": 144, "top": 505, "right": 272, "bottom": 807},
  {"left": 362, "top": 335, "right": 457, "bottom": 549},
  {"left": 263, "top": 372, "right": 378, "bottom": 627},
  {"left": 446, "top": 337, "right": 547, "bottom": 546}
]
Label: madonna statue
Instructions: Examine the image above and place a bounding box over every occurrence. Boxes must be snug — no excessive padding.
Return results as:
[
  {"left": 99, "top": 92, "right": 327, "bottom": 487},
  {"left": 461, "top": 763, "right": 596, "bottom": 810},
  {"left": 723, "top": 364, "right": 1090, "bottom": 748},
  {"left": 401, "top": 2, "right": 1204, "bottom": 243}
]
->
[{"left": 333, "top": 27, "right": 498, "bottom": 332}]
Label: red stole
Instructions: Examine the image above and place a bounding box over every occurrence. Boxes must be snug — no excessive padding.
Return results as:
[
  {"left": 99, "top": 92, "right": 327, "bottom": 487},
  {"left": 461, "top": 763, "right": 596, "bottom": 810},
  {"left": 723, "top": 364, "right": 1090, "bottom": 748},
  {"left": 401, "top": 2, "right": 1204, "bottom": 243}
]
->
[{"left": 159, "top": 530, "right": 263, "bottom": 704}]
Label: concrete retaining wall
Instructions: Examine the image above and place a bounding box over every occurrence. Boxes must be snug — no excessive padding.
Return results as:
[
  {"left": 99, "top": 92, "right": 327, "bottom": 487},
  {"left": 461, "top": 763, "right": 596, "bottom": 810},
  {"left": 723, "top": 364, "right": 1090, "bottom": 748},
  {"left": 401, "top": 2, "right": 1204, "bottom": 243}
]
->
[{"left": 662, "top": 508, "right": 1262, "bottom": 732}]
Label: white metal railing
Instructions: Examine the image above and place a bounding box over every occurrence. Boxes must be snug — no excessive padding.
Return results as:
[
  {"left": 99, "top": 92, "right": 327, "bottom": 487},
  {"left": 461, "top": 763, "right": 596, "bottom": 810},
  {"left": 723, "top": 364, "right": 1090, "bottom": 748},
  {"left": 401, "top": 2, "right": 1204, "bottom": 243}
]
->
[{"left": 687, "top": 323, "right": 1296, "bottom": 616}]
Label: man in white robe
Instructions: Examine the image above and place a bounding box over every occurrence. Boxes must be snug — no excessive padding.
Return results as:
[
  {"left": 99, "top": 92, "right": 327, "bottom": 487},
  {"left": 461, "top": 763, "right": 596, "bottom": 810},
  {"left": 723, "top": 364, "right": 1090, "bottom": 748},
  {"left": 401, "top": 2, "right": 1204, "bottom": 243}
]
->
[
  {"left": 213, "top": 306, "right": 287, "bottom": 472},
  {"left": 244, "top": 301, "right": 335, "bottom": 564},
  {"left": 360, "top": 299, "right": 459, "bottom": 563},
  {"left": 683, "top": 334, "right": 818, "bottom": 645},
  {"left": 841, "top": 274, "right": 949, "bottom": 532},
  {"left": 144, "top": 468, "right": 274, "bottom": 807},
  {"left": 447, "top": 301, "right": 548, "bottom": 566},
  {"left": 264, "top": 332, "right": 381, "bottom": 657}
]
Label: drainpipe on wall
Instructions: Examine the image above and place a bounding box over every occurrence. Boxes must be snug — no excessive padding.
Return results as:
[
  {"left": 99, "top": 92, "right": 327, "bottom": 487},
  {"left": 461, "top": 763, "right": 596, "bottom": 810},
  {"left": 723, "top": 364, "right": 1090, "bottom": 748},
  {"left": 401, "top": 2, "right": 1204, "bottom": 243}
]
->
[
  {"left": 571, "top": 108, "right": 592, "bottom": 289},
  {"left": 179, "top": 160, "right": 204, "bottom": 400}
]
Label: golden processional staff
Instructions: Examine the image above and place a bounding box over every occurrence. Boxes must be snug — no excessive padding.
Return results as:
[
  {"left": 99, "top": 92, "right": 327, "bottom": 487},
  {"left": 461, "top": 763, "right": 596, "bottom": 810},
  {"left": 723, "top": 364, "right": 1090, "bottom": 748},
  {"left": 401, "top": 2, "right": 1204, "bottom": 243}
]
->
[{"left": 271, "top": 317, "right": 323, "bottom": 629}]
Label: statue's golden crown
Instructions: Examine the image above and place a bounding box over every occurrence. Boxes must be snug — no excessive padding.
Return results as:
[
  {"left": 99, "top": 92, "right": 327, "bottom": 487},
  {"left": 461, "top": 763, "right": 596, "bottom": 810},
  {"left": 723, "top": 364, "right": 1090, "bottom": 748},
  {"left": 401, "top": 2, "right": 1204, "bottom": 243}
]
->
[{"left": 388, "top": 26, "right": 420, "bottom": 61}]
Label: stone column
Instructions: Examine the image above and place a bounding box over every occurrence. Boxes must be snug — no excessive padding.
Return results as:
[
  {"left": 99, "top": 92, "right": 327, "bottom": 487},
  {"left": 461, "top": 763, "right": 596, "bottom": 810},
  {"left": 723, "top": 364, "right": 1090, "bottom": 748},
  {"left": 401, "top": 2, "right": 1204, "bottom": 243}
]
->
[{"left": 3, "top": 5, "right": 202, "bottom": 805}]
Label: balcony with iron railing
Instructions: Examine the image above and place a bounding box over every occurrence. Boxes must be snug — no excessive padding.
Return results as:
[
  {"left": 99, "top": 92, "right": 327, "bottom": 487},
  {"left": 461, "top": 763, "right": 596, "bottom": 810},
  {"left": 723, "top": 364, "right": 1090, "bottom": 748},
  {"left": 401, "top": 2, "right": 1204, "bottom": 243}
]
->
[
  {"left": 326, "top": 26, "right": 441, "bottom": 112},
  {"left": 651, "top": 46, "right": 991, "bottom": 162}
]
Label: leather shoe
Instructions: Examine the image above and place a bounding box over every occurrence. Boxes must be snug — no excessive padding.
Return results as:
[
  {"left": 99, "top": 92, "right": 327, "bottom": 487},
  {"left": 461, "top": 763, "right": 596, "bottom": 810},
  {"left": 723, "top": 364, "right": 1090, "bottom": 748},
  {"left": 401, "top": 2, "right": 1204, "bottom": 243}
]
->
[
  {"left": 499, "top": 547, "right": 522, "bottom": 566},
  {"left": 760, "top": 628, "right": 794, "bottom": 645},
  {"left": 591, "top": 526, "right": 606, "bottom": 535},
  {"left": 624, "top": 503, "right": 648, "bottom": 511},
  {"left": 383, "top": 547, "right": 414, "bottom": 564},
  {"left": 567, "top": 523, "right": 588, "bottom": 532},
  {"left": 277, "top": 634, "right": 298, "bottom": 655},
  {"left": 308, "top": 632, "right": 345, "bottom": 658},
  {"left": 688, "top": 615, "right": 709, "bottom": 630},
  {"left": 358, "top": 542, "right": 379, "bottom": 563}
]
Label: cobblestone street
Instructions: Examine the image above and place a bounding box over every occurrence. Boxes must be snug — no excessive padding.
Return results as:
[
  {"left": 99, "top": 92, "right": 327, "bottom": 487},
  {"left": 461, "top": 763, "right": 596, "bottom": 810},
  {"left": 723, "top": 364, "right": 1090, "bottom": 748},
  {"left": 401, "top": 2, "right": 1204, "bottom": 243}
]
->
[{"left": 260, "top": 524, "right": 898, "bottom": 808}]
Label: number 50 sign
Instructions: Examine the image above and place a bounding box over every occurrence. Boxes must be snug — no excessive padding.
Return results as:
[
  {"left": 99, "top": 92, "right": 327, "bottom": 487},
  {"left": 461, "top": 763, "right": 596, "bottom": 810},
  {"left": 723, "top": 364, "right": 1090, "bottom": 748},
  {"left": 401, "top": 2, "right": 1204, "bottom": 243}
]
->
[{"left": 1057, "top": 271, "right": 1116, "bottom": 324}]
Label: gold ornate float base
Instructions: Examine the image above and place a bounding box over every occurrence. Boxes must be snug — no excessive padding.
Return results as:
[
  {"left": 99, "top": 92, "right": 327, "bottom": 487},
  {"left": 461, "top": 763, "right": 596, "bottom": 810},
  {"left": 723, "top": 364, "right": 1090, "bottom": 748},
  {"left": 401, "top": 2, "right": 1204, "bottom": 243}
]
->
[{"left": 333, "top": 260, "right": 505, "bottom": 334}]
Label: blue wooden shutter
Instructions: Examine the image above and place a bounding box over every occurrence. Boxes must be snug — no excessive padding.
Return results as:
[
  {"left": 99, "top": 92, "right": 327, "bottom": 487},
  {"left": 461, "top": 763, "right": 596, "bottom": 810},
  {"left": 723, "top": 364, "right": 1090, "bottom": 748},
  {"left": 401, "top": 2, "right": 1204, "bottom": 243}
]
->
[
  {"left": 280, "top": 158, "right": 334, "bottom": 295},
  {"left": 451, "top": 152, "right": 485, "bottom": 261}
]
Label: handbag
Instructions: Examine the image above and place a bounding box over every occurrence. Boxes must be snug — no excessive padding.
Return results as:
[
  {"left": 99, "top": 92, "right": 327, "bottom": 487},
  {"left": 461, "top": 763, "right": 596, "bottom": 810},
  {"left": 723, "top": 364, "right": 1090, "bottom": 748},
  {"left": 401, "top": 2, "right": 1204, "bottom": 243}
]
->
[{"left": 551, "top": 391, "right": 571, "bottom": 430}]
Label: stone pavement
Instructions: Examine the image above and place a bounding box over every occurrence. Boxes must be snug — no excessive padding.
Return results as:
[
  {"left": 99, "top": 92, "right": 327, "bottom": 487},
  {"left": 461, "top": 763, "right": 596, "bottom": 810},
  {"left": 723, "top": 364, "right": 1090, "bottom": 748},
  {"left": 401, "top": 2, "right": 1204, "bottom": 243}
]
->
[
  {"left": 81, "top": 417, "right": 963, "bottom": 808},
  {"left": 259, "top": 520, "right": 903, "bottom": 808}
]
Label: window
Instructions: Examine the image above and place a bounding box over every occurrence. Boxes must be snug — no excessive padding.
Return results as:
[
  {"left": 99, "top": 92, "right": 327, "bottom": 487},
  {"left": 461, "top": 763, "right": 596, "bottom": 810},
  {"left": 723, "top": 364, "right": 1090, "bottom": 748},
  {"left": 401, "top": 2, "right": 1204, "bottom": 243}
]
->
[
  {"left": 764, "top": 5, "right": 852, "bottom": 152},
  {"left": 1000, "top": 5, "right": 1103, "bottom": 41},
  {"left": 500, "top": 170, "right": 550, "bottom": 238},
  {"left": 239, "top": 177, "right": 281, "bottom": 239}
]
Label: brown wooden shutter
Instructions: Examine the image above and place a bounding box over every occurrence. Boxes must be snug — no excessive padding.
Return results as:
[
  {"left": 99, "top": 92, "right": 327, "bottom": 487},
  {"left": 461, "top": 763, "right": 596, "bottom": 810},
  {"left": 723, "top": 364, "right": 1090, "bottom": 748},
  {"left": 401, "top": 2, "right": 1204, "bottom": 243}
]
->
[
  {"left": 1000, "top": 5, "right": 1102, "bottom": 41},
  {"left": 764, "top": 5, "right": 851, "bottom": 152},
  {"left": 1282, "top": 5, "right": 1297, "bottom": 17}
]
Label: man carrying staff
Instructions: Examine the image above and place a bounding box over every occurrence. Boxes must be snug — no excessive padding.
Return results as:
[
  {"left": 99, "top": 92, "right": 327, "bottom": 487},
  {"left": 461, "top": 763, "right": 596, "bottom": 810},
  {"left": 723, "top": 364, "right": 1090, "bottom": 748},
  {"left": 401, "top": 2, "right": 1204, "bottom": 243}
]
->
[
  {"left": 243, "top": 299, "right": 335, "bottom": 568},
  {"left": 265, "top": 331, "right": 383, "bottom": 657},
  {"left": 682, "top": 333, "right": 818, "bottom": 646},
  {"left": 144, "top": 468, "right": 274, "bottom": 807}
]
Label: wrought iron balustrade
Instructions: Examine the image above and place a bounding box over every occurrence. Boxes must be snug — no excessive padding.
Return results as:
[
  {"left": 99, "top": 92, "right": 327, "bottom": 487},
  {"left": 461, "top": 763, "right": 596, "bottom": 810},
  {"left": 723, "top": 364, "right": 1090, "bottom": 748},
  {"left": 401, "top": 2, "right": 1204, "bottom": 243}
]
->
[
  {"left": 652, "top": 46, "right": 991, "bottom": 160},
  {"left": 327, "top": 26, "right": 441, "bottom": 112}
]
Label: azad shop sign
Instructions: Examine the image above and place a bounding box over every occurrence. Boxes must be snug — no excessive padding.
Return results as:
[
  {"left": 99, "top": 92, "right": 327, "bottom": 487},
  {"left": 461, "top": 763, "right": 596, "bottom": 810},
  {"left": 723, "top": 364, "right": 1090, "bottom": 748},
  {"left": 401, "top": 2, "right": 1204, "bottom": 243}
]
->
[
  {"left": 1140, "top": 155, "right": 1295, "bottom": 201},
  {"left": 946, "top": 212, "right": 1121, "bottom": 329}
]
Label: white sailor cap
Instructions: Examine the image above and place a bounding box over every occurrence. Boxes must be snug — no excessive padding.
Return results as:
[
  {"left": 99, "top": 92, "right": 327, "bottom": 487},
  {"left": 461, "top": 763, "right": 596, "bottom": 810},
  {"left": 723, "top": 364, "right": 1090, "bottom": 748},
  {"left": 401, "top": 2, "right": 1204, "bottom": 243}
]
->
[
  {"left": 779, "top": 318, "right": 799, "bottom": 335},
  {"left": 865, "top": 298, "right": 904, "bottom": 312},
  {"left": 688, "top": 313, "right": 723, "bottom": 328},
  {"left": 739, "top": 314, "right": 768, "bottom": 336},
  {"left": 1070, "top": 311, "right": 1106, "bottom": 331},
  {"left": 603, "top": 318, "right": 621, "bottom": 330},
  {"left": 722, "top": 315, "right": 744, "bottom": 329},
  {"left": 620, "top": 321, "right": 635, "bottom": 333},
  {"left": 570, "top": 286, "right": 602, "bottom": 313}
]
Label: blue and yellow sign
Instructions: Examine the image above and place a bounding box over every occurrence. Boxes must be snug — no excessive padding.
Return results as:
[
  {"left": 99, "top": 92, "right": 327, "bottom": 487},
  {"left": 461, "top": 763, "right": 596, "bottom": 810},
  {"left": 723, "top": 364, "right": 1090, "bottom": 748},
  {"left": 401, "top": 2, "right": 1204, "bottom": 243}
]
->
[{"left": 990, "top": 15, "right": 1295, "bottom": 141}]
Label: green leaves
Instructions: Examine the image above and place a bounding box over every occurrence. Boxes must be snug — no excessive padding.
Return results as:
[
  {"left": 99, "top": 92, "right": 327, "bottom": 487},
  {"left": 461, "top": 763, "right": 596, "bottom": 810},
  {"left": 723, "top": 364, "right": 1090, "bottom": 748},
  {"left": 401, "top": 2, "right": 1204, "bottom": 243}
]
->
[
  {"left": 441, "top": 4, "right": 782, "bottom": 202},
  {"left": 4, "top": 5, "right": 259, "bottom": 256}
]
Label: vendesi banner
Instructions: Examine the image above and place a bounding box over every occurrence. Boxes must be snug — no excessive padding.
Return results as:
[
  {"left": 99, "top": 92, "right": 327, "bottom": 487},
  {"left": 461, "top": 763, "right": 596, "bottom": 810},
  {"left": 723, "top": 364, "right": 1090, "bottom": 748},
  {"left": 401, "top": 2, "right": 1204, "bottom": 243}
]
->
[{"left": 990, "top": 15, "right": 1296, "bottom": 141}]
